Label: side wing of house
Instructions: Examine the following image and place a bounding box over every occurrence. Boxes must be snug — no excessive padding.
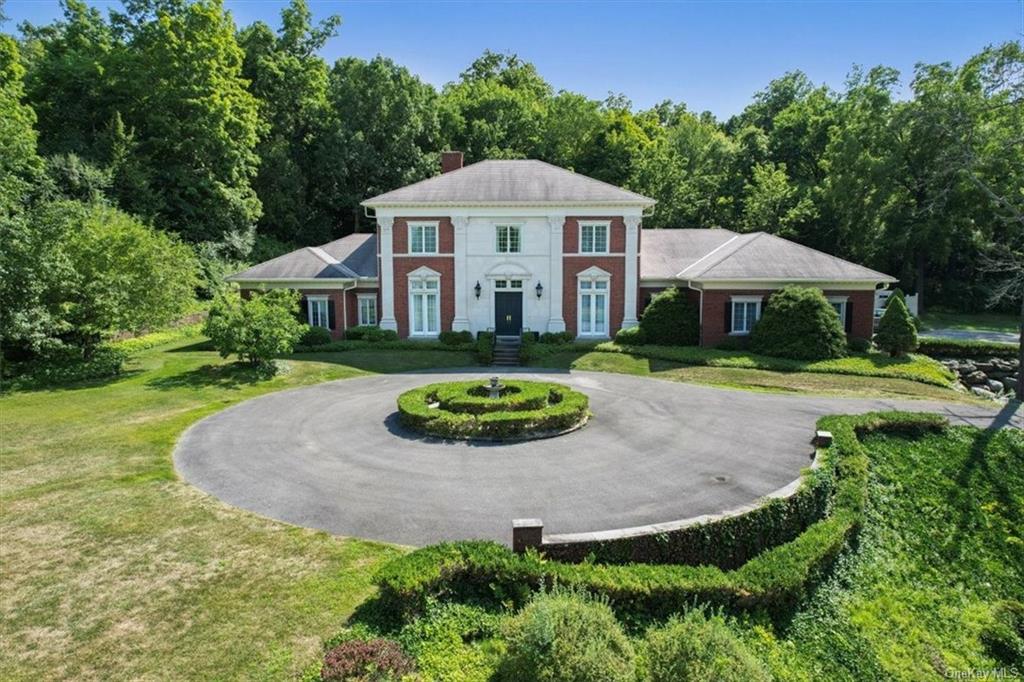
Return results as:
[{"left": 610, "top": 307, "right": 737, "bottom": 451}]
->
[{"left": 639, "top": 230, "right": 897, "bottom": 347}]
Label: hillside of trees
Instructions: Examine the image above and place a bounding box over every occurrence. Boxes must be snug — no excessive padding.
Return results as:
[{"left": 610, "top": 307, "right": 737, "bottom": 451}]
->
[{"left": 2, "top": 0, "right": 1021, "bottom": 367}]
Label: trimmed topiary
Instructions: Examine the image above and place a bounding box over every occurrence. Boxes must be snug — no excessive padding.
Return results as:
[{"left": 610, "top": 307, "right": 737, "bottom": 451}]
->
[
  {"left": 749, "top": 286, "right": 847, "bottom": 361},
  {"left": 321, "top": 638, "right": 415, "bottom": 681},
  {"left": 299, "top": 325, "right": 332, "bottom": 347},
  {"left": 875, "top": 295, "right": 918, "bottom": 357},
  {"left": 644, "top": 610, "right": 770, "bottom": 682},
  {"left": 639, "top": 287, "right": 699, "bottom": 346},
  {"left": 497, "top": 589, "right": 635, "bottom": 682},
  {"left": 397, "top": 379, "right": 589, "bottom": 441}
]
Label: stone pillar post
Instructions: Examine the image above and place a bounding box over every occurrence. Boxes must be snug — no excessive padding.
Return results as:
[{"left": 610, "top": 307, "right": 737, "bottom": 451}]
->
[
  {"left": 622, "top": 215, "right": 641, "bottom": 329},
  {"left": 512, "top": 518, "right": 543, "bottom": 554},
  {"left": 452, "top": 215, "right": 470, "bottom": 331},
  {"left": 378, "top": 217, "right": 398, "bottom": 331},
  {"left": 547, "top": 214, "right": 566, "bottom": 333}
]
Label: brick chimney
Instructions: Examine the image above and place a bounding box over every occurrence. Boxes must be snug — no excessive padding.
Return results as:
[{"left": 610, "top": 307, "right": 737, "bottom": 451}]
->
[{"left": 441, "top": 151, "right": 464, "bottom": 173}]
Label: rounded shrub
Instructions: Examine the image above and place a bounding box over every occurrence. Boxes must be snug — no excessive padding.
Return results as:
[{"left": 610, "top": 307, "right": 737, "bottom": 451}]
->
[
  {"left": 749, "top": 286, "right": 847, "bottom": 360},
  {"left": 299, "top": 325, "right": 332, "bottom": 347},
  {"left": 644, "top": 611, "right": 770, "bottom": 682},
  {"left": 639, "top": 287, "right": 699, "bottom": 346},
  {"left": 874, "top": 295, "right": 918, "bottom": 357},
  {"left": 397, "top": 379, "right": 589, "bottom": 440},
  {"left": 497, "top": 590, "right": 635, "bottom": 682},
  {"left": 614, "top": 325, "right": 646, "bottom": 345},
  {"left": 321, "top": 638, "right": 415, "bottom": 681}
]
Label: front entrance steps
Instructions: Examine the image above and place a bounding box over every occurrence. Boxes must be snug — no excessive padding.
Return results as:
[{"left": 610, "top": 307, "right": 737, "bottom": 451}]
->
[{"left": 492, "top": 335, "right": 521, "bottom": 367}]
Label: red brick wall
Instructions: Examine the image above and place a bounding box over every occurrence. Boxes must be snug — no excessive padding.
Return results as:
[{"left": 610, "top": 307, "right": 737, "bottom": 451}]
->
[
  {"left": 292, "top": 288, "right": 348, "bottom": 340},
  {"left": 560, "top": 217, "right": 628, "bottom": 337},
  {"left": 346, "top": 287, "right": 380, "bottom": 329},
  {"left": 392, "top": 258, "right": 455, "bottom": 337},
  {"left": 701, "top": 288, "right": 875, "bottom": 347},
  {"left": 562, "top": 216, "right": 627, "bottom": 254},
  {"left": 392, "top": 217, "right": 454, "bottom": 254},
  {"left": 563, "top": 257, "right": 626, "bottom": 337}
]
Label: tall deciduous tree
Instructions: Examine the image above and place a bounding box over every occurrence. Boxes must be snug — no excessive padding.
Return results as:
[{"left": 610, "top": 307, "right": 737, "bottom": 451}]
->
[
  {"left": 238, "top": 0, "right": 339, "bottom": 245},
  {"left": 112, "top": 0, "right": 261, "bottom": 242},
  {"left": 319, "top": 56, "right": 440, "bottom": 234}
]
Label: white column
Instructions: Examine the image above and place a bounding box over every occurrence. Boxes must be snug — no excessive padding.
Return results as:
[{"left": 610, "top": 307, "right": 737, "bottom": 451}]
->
[
  {"left": 378, "top": 216, "right": 398, "bottom": 331},
  {"left": 622, "top": 216, "right": 641, "bottom": 329},
  {"left": 547, "top": 214, "right": 566, "bottom": 332},
  {"left": 451, "top": 215, "right": 470, "bottom": 331}
]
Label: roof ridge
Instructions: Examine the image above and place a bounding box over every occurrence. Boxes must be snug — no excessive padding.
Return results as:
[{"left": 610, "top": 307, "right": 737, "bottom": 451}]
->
[
  {"left": 530, "top": 158, "right": 655, "bottom": 203},
  {"left": 307, "top": 246, "right": 359, "bottom": 278},
  {"left": 675, "top": 232, "right": 757, "bottom": 279},
  {"left": 360, "top": 159, "right": 488, "bottom": 204}
]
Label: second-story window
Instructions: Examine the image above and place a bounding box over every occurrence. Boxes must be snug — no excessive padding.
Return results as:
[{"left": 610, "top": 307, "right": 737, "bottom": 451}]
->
[
  {"left": 409, "top": 223, "right": 438, "bottom": 254},
  {"left": 580, "top": 223, "right": 609, "bottom": 254},
  {"left": 496, "top": 225, "right": 521, "bottom": 253}
]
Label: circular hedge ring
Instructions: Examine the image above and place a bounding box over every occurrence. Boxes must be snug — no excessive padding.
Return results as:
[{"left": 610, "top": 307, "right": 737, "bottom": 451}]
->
[{"left": 397, "top": 379, "right": 590, "bottom": 441}]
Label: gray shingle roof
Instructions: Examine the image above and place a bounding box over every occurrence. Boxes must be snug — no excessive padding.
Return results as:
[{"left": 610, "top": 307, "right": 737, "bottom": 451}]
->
[
  {"left": 227, "top": 233, "right": 377, "bottom": 281},
  {"left": 639, "top": 228, "right": 738, "bottom": 280},
  {"left": 642, "top": 230, "right": 896, "bottom": 283},
  {"left": 362, "top": 159, "right": 655, "bottom": 207}
]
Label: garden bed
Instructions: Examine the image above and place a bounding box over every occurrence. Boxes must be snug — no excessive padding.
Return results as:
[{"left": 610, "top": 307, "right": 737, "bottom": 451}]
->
[{"left": 396, "top": 379, "right": 590, "bottom": 441}]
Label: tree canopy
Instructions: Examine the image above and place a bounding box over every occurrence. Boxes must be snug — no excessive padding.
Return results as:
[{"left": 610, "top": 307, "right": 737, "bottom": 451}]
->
[{"left": 4, "top": 0, "right": 1023, "bottom": 318}]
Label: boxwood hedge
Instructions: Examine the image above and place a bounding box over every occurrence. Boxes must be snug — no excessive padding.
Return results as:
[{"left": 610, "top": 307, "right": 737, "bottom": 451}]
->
[
  {"left": 374, "top": 412, "right": 947, "bottom": 622},
  {"left": 397, "top": 380, "right": 590, "bottom": 440},
  {"left": 916, "top": 337, "right": 1018, "bottom": 359}
]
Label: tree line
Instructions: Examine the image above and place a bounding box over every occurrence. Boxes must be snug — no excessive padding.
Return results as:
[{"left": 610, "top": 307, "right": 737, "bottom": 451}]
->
[{"left": 1, "top": 0, "right": 1021, "bottom": 368}]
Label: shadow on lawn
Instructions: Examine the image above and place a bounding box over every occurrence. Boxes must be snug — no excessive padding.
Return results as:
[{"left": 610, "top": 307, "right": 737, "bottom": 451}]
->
[
  {"left": 145, "top": 362, "right": 276, "bottom": 391},
  {"left": 954, "top": 400, "right": 1023, "bottom": 533}
]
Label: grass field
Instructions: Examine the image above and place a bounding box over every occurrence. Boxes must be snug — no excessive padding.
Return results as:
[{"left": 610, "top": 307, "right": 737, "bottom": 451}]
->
[
  {"left": 531, "top": 350, "right": 982, "bottom": 402},
  {"left": 0, "top": 341, "right": 473, "bottom": 680}
]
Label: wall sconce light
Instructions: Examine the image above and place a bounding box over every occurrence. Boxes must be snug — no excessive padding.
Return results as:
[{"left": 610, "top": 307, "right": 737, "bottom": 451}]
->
[
  {"left": 474, "top": 281, "right": 482, "bottom": 299},
  {"left": 535, "top": 281, "right": 544, "bottom": 299}
]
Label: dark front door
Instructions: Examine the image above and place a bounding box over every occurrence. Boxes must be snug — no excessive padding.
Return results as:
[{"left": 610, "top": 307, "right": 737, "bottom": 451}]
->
[{"left": 494, "top": 292, "right": 523, "bottom": 335}]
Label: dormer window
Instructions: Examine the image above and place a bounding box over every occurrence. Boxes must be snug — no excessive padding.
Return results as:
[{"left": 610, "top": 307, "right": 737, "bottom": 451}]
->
[{"left": 580, "top": 222, "right": 609, "bottom": 254}]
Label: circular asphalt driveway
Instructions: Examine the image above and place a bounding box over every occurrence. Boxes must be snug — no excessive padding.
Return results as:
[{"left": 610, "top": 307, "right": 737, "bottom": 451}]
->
[{"left": 174, "top": 369, "right": 1020, "bottom": 546}]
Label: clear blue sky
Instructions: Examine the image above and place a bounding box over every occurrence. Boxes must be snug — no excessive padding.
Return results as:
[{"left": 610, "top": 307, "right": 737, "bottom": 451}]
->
[{"left": 5, "top": 0, "right": 1021, "bottom": 118}]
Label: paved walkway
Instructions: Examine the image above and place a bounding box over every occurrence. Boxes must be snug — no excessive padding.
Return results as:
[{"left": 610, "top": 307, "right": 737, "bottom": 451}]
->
[{"left": 173, "top": 369, "right": 1021, "bottom": 546}]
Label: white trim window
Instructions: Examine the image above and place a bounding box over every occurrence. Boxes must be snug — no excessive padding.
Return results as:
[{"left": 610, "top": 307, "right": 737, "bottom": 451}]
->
[
  {"left": 408, "top": 222, "right": 438, "bottom": 254},
  {"left": 357, "top": 294, "right": 378, "bottom": 327},
  {"left": 409, "top": 277, "right": 440, "bottom": 336},
  {"left": 580, "top": 222, "right": 609, "bottom": 254},
  {"left": 827, "top": 296, "right": 848, "bottom": 325},
  {"left": 578, "top": 276, "right": 610, "bottom": 336},
  {"left": 307, "top": 295, "right": 330, "bottom": 328},
  {"left": 495, "top": 225, "right": 522, "bottom": 254},
  {"left": 730, "top": 296, "right": 762, "bottom": 335}
]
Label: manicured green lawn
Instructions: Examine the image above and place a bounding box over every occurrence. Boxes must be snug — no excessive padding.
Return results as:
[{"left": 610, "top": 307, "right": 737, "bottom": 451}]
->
[
  {"left": 920, "top": 310, "right": 1021, "bottom": 334},
  {"left": 531, "top": 350, "right": 981, "bottom": 403},
  {"left": 752, "top": 422, "right": 1024, "bottom": 680},
  {"left": 0, "top": 341, "right": 474, "bottom": 680}
]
